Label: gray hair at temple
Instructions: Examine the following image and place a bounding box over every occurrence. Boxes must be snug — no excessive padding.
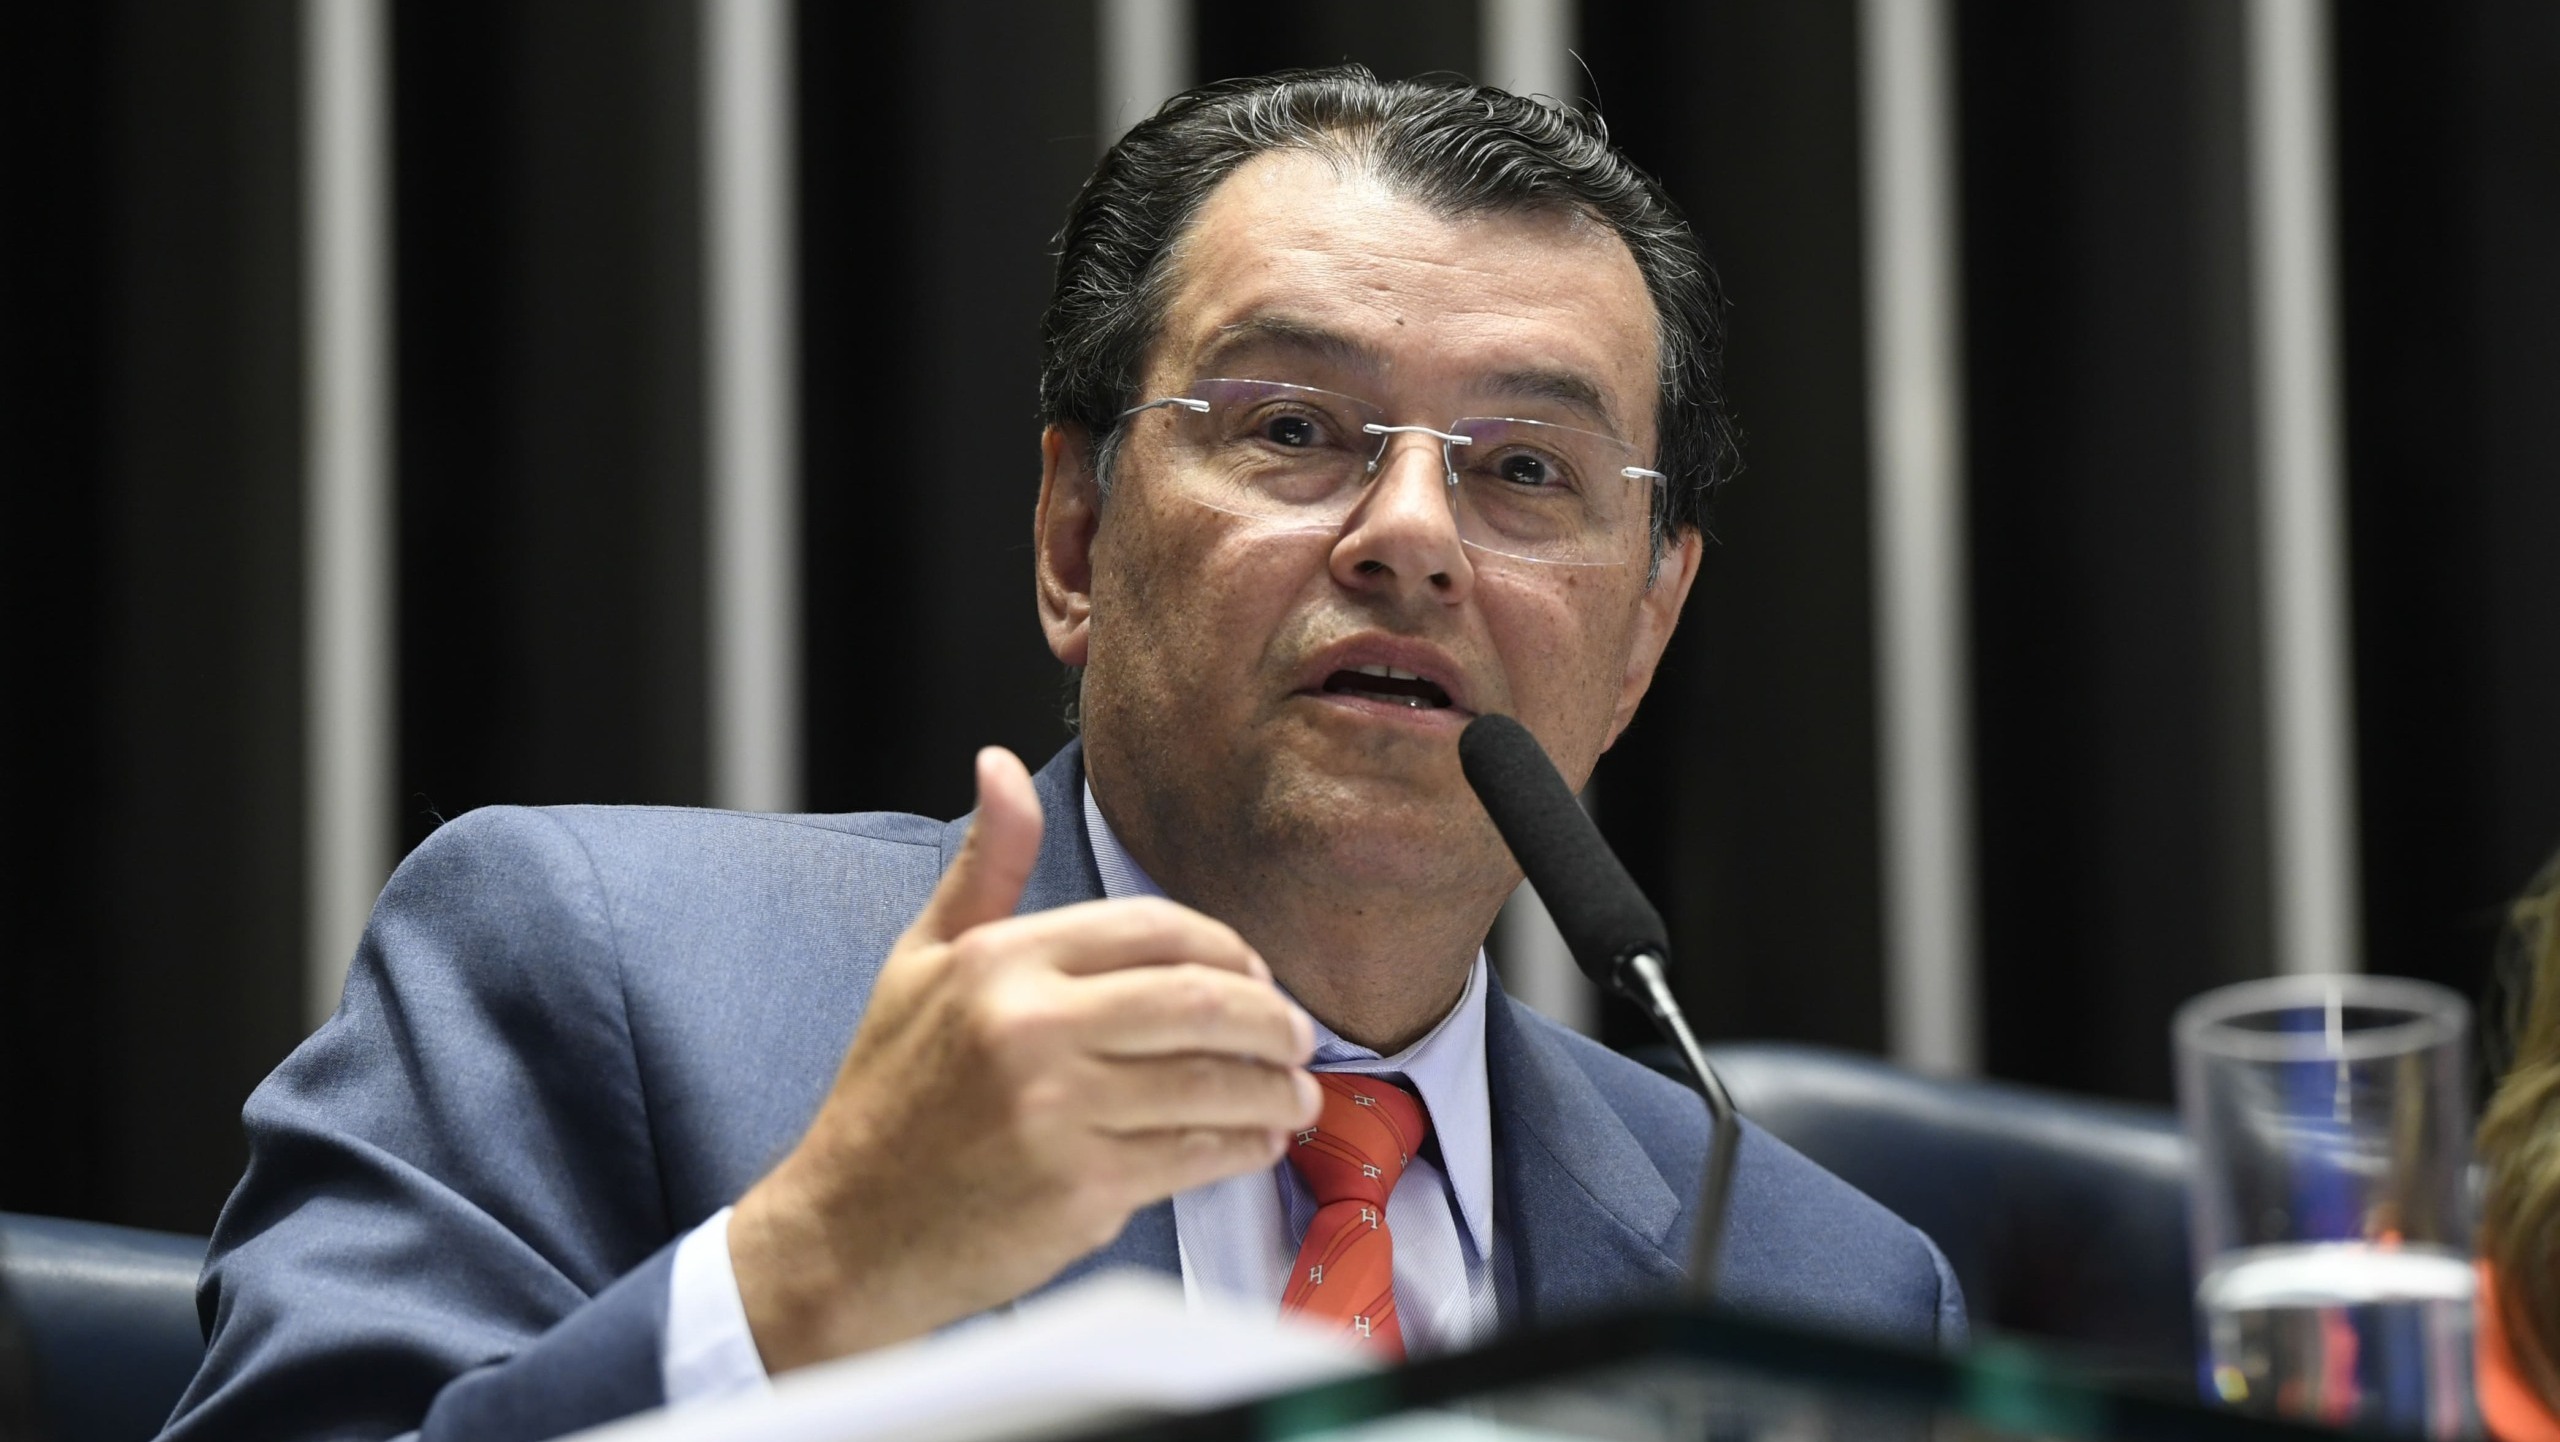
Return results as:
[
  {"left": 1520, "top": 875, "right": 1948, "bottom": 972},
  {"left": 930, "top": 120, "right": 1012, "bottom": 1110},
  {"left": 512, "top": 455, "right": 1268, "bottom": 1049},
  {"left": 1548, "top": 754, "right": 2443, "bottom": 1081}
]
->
[{"left": 1038, "top": 65, "right": 1740, "bottom": 549}]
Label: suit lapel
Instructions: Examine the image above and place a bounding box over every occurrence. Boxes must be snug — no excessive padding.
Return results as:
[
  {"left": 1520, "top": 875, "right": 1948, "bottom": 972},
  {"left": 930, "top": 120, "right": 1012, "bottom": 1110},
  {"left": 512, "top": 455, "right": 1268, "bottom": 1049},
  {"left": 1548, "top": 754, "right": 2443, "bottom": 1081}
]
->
[
  {"left": 947, "top": 742, "right": 1182, "bottom": 1285},
  {"left": 1485, "top": 978, "right": 1688, "bottom": 1326}
]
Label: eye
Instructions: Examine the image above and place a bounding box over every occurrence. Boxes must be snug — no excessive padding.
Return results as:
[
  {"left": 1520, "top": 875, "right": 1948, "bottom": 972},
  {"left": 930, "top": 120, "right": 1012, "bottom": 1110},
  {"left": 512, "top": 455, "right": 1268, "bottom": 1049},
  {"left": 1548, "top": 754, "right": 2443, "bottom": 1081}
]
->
[
  {"left": 1261, "top": 412, "right": 1323, "bottom": 449},
  {"left": 1491, "top": 448, "right": 1570, "bottom": 489}
]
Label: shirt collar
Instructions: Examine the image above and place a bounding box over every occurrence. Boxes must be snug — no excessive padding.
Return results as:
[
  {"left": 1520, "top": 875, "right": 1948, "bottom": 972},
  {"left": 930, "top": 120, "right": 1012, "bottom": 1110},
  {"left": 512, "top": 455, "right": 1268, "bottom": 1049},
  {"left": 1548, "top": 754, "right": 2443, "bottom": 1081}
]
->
[{"left": 1081, "top": 783, "right": 1496, "bottom": 1259}]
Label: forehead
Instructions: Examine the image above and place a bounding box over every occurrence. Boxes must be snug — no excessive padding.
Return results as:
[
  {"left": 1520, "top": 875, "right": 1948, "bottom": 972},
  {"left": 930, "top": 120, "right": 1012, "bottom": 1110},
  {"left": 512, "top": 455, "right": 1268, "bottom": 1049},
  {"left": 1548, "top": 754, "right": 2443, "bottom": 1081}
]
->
[{"left": 1152, "top": 148, "right": 1660, "bottom": 443}]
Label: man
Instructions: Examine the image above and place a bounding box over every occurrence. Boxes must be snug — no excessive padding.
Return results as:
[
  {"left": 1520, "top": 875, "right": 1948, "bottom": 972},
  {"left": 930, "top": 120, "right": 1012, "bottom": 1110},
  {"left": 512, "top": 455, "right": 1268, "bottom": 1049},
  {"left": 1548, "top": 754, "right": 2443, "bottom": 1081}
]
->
[{"left": 165, "top": 69, "right": 1962, "bottom": 1441}]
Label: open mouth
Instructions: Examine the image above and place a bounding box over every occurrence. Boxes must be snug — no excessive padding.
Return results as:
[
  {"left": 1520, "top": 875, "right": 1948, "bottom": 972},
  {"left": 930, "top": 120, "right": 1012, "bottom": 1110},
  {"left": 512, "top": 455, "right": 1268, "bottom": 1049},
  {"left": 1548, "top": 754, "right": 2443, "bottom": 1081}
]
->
[{"left": 1322, "top": 664, "right": 1455, "bottom": 710}]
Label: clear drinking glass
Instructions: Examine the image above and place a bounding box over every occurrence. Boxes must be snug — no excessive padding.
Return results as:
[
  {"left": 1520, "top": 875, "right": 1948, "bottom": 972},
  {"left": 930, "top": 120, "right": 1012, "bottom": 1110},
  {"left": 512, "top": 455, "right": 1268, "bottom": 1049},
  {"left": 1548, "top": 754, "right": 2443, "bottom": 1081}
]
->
[{"left": 2174, "top": 973, "right": 2478, "bottom": 1437}]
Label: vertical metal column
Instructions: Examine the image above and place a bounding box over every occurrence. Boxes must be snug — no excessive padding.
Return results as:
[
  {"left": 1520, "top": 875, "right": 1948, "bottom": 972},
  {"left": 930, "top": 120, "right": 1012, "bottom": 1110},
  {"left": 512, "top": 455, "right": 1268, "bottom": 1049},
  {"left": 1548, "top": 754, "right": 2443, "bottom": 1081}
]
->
[
  {"left": 1483, "top": 0, "right": 1600, "bottom": 1035},
  {"left": 2245, "top": 0, "right": 2361, "bottom": 977},
  {"left": 303, "top": 0, "right": 394, "bottom": 1029},
  {"left": 1484, "top": 0, "right": 1577, "bottom": 99},
  {"left": 1098, "top": 0, "right": 1191, "bottom": 148},
  {"left": 1860, "top": 0, "right": 1980, "bottom": 1073},
  {"left": 705, "top": 0, "right": 803, "bottom": 814}
]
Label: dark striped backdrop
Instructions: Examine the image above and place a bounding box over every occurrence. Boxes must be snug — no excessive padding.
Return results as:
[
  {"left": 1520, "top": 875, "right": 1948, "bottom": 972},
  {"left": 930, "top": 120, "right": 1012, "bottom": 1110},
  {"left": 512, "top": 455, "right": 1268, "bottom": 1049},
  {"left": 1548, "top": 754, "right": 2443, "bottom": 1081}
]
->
[{"left": 4, "top": 0, "right": 2555, "bottom": 1234}]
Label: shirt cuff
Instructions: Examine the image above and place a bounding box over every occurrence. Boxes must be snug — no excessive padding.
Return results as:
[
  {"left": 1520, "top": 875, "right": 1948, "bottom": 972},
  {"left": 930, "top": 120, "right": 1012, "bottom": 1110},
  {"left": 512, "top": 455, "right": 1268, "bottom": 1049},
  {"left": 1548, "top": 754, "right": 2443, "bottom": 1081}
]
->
[{"left": 662, "top": 1206, "right": 771, "bottom": 1406}]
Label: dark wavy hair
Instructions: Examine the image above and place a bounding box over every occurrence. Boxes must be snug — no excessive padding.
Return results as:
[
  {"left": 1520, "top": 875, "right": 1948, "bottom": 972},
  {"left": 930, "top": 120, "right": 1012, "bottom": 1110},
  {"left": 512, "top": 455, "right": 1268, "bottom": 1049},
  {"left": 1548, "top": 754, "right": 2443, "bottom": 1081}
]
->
[
  {"left": 1038, "top": 66, "right": 1739, "bottom": 545},
  {"left": 2481, "top": 852, "right": 2560, "bottom": 1413}
]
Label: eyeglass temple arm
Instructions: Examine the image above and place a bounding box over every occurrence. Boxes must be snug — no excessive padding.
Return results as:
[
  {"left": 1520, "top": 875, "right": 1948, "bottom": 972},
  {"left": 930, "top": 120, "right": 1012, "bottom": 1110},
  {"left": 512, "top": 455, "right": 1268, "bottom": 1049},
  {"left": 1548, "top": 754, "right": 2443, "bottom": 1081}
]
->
[{"left": 1114, "top": 395, "right": 1210, "bottom": 421}]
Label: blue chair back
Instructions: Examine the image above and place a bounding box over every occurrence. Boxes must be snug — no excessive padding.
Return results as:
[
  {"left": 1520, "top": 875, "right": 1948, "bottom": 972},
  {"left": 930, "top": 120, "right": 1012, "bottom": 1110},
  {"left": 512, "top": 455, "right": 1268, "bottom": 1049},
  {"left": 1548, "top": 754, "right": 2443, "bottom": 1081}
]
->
[
  {"left": 1691, "top": 1043, "right": 2198, "bottom": 1388},
  {"left": 1, "top": 1212, "right": 207, "bottom": 1442}
]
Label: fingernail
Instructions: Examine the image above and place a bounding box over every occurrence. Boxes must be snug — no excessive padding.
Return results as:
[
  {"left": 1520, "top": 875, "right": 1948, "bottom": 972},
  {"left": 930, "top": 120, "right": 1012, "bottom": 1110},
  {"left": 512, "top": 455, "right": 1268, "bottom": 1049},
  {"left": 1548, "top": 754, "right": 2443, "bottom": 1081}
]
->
[
  {"left": 1290, "top": 1003, "right": 1316, "bottom": 1059},
  {"left": 1294, "top": 1069, "right": 1322, "bottom": 1119}
]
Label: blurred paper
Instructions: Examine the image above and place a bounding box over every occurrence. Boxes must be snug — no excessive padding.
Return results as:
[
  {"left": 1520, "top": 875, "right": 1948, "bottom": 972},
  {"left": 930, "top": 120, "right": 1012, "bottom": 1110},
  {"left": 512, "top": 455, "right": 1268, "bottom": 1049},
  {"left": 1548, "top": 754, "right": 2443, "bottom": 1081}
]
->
[{"left": 560, "top": 1270, "right": 1371, "bottom": 1442}]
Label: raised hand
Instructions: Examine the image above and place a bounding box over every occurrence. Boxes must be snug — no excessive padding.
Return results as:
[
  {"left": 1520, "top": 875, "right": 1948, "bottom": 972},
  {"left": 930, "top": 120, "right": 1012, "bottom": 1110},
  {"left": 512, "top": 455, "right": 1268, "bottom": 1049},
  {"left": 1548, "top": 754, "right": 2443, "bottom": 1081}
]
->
[{"left": 728, "top": 747, "right": 1320, "bottom": 1370}]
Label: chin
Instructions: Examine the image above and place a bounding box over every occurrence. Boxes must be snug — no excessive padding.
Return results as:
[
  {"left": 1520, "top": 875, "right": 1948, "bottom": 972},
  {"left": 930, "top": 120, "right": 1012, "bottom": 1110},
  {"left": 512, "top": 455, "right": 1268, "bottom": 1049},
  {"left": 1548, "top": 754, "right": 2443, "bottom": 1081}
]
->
[{"left": 1250, "top": 757, "right": 1504, "bottom": 895}]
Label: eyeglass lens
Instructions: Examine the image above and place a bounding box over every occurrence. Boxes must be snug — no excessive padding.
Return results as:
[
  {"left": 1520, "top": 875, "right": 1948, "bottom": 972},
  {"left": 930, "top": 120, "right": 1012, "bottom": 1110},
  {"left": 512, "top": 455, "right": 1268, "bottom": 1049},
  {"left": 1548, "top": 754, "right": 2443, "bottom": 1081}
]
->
[{"left": 1141, "top": 378, "right": 1655, "bottom": 567}]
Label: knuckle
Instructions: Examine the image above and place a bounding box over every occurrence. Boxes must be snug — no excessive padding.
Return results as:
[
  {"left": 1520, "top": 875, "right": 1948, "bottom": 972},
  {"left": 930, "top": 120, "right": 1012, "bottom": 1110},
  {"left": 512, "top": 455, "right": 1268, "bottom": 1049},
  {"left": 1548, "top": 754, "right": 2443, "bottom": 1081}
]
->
[
  {"left": 1200, "top": 914, "right": 1250, "bottom": 956},
  {"left": 1249, "top": 1067, "right": 1301, "bottom": 1120},
  {"left": 1187, "top": 914, "right": 1253, "bottom": 965},
  {"left": 1174, "top": 1057, "right": 1286, "bottom": 1122},
  {"left": 976, "top": 977, "right": 1069, "bottom": 1051},
  {"left": 880, "top": 934, "right": 949, "bottom": 993},
  {"left": 1197, "top": 1055, "right": 1258, "bottom": 1100},
  {"left": 959, "top": 990, "right": 1011, "bottom": 1054},
  {"left": 1014, "top": 1072, "right": 1076, "bottom": 1126},
  {"left": 1165, "top": 1056, "right": 1222, "bottom": 1105},
  {"left": 1167, "top": 969, "right": 1234, "bottom": 1029},
  {"left": 943, "top": 930, "right": 1000, "bottom": 981}
]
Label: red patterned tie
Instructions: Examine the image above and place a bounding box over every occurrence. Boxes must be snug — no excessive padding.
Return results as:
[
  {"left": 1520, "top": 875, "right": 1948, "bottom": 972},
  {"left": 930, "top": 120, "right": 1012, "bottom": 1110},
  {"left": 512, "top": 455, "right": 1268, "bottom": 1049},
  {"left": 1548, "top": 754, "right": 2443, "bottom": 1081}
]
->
[{"left": 1280, "top": 1073, "right": 1431, "bottom": 1359}]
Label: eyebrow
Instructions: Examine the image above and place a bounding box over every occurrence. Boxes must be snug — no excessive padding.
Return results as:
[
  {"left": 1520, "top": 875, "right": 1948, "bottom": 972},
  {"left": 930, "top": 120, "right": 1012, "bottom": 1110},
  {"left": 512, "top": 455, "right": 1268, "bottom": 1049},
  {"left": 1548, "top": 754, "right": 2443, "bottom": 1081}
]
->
[
  {"left": 1198, "top": 316, "right": 1378, "bottom": 374},
  {"left": 1477, "top": 367, "right": 1621, "bottom": 436},
  {"left": 1197, "top": 316, "right": 1627, "bottom": 436}
]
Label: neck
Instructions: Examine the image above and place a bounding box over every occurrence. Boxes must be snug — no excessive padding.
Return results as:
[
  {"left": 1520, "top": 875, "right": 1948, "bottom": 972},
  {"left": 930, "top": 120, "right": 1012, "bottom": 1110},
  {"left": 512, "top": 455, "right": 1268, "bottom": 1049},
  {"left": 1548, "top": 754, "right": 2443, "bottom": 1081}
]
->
[
  {"left": 1255, "top": 887, "right": 1485, "bottom": 1054},
  {"left": 1094, "top": 791, "right": 1506, "bottom": 1055}
]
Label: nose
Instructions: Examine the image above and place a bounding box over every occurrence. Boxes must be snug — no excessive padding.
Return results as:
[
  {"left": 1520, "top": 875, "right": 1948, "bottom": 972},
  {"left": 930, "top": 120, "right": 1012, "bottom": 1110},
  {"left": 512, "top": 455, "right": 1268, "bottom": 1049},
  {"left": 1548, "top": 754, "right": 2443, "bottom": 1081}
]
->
[{"left": 1329, "top": 430, "right": 1474, "bottom": 605}]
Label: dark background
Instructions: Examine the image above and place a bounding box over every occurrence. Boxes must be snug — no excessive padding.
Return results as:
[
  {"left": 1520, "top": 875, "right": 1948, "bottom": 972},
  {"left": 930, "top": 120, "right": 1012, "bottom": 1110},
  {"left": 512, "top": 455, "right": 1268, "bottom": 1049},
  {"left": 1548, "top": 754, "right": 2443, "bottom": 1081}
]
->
[{"left": 5, "top": 0, "right": 2556, "bottom": 1235}]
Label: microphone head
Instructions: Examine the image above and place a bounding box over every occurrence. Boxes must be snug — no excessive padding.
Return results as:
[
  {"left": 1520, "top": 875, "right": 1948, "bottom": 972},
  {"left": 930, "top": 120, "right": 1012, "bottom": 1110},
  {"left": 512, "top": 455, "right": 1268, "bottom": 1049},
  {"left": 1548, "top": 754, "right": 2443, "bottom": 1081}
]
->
[{"left": 1458, "top": 714, "right": 1669, "bottom": 995}]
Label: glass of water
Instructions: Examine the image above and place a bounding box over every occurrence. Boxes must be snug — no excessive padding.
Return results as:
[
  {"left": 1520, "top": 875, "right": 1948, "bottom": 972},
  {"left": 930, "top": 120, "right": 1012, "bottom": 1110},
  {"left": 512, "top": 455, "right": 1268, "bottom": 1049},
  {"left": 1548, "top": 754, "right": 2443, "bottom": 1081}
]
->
[{"left": 2175, "top": 974, "right": 2477, "bottom": 1436}]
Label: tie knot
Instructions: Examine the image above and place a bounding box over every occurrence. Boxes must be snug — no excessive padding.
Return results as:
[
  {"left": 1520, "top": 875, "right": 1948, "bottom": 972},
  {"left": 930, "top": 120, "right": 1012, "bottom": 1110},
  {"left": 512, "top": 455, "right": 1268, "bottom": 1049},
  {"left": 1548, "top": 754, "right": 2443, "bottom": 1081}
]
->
[{"left": 1285, "top": 1074, "right": 1430, "bottom": 1207}]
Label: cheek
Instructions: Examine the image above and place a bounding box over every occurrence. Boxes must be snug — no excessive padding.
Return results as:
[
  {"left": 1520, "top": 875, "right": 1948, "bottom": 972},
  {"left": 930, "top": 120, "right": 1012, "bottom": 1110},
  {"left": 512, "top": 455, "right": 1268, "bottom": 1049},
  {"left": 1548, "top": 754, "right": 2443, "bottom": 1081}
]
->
[
  {"left": 1092, "top": 495, "right": 1326, "bottom": 687},
  {"left": 1480, "top": 571, "right": 1643, "bottom": 749}
]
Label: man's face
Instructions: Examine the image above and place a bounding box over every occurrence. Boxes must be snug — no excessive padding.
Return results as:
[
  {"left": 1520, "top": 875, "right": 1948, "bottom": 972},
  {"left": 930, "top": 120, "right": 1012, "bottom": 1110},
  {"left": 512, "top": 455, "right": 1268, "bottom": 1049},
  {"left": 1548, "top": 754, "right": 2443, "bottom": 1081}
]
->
[{"left": 1041, "top": 148, "right": 1700, "bottom": 900}]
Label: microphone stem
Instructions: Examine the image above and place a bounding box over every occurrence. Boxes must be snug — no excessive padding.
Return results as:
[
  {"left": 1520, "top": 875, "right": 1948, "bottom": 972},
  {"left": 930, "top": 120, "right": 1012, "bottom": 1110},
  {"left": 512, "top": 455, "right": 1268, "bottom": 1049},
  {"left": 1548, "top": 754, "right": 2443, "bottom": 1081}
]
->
[{"left": 1622, "top": 950, "right": 1742, "bottom": 1297}]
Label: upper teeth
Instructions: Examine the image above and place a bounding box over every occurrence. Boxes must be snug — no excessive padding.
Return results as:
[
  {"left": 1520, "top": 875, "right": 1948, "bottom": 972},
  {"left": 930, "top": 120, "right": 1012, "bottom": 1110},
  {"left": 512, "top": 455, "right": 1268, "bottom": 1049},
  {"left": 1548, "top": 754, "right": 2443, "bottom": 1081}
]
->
[{"left": 1355, "top": 664, "right": 1424, "bottom": 682}]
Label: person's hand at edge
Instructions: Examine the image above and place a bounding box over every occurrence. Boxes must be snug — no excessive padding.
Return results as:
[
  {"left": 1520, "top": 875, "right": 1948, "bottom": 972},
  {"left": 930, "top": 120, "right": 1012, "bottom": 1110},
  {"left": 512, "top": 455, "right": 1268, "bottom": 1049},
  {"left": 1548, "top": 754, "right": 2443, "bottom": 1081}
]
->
[{"left": 729, "top": 746, "right": 1320, "bottom": 1371}]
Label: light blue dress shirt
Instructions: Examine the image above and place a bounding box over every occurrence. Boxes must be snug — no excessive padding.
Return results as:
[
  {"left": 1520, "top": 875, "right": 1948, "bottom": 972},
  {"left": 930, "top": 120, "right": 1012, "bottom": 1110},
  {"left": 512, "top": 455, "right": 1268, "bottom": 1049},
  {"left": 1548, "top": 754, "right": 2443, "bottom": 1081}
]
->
[{"left": 660, "top": 785, "right": 1500, "bottom": 1404}]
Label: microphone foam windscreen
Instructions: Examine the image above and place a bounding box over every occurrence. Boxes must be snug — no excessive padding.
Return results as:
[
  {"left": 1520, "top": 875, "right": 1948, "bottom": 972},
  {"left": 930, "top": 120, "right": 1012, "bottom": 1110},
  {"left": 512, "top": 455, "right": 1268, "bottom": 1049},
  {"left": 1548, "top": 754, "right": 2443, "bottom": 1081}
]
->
[{"left": 1459, "top": 714, "right": 1670, "bottom": 990}]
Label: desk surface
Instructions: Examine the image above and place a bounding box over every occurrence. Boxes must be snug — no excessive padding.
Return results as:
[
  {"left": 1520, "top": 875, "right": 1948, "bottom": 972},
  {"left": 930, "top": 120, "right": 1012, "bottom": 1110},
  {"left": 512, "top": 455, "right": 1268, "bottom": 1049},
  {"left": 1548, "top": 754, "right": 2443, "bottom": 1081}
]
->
[{"left": 1101, "top": 1305, "right": 2361, "bottom": 1442}]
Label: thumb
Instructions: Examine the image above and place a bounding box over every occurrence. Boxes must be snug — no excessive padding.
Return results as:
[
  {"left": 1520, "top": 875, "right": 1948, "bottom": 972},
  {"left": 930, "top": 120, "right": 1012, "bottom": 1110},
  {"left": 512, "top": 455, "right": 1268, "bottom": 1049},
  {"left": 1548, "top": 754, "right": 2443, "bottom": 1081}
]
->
[{"left": 913, "top": 747, "right": 1044, "bottom": 943}]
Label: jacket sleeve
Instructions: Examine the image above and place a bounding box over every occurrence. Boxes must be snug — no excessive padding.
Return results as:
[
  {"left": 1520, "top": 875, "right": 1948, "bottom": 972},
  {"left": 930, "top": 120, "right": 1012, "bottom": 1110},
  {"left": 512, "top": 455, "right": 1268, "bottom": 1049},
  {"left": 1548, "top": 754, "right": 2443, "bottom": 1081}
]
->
[
  {"left": 1922, "top": 1231, "right": 1969, "bottom": 1351},
  {"left": 163, "top": 806, "right": 683, "bottom": 1441}
]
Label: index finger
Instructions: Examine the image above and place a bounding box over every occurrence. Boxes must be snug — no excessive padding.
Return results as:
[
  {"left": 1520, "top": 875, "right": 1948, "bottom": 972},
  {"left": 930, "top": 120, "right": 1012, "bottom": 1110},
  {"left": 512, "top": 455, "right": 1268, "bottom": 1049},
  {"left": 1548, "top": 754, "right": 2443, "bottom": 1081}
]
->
[
  {"left": 1070, "top": 965, "right": 1316, "bottom": 1065},
  {"left": 964, "top": 896, "right": 1268, "bottom": 981}
]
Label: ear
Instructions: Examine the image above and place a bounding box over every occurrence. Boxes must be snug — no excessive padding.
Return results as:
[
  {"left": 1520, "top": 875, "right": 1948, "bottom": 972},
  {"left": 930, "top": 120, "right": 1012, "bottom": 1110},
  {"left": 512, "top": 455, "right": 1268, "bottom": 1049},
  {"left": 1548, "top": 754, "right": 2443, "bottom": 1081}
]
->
[
  {"left": 1035, "top": 424, "right": 1102, "bottom": 667},
  {"left": 1601, "top": 527, "right": 1704, "bottom": 751}
]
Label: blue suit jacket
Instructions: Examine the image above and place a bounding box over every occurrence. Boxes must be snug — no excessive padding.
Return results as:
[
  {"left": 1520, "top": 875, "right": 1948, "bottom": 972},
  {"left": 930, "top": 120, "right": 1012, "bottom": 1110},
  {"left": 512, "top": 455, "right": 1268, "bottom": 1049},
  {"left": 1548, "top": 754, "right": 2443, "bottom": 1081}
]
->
[{"left": 165, "top": 744, "right": 1962, "bottom": 1441}]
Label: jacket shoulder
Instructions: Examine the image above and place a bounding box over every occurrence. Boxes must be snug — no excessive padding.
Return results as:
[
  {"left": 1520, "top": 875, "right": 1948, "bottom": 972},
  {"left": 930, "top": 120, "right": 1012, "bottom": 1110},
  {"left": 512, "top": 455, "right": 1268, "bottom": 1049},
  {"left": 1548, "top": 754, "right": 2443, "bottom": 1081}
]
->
[
  {"left": 500, "top": 800, "right": 949, "bottom": 862},
  {"left": 394, "top": 800, "right": 945, "bottom": 904},
  {"left": 429, "top": 801, "right": 948, "bottom": 945}
]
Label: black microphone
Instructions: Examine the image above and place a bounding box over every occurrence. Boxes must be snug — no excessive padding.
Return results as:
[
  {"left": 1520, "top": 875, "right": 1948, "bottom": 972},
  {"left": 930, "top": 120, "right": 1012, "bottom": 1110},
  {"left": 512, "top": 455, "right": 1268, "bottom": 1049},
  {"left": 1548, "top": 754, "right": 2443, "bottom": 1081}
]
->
[{"left": 1459, "top": 713, "right": 1742, "bottom": 1293}]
